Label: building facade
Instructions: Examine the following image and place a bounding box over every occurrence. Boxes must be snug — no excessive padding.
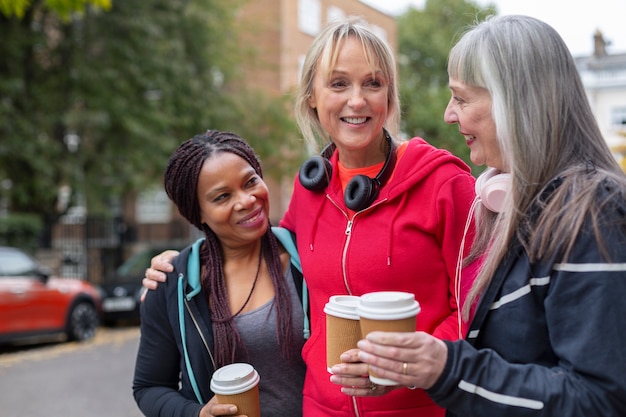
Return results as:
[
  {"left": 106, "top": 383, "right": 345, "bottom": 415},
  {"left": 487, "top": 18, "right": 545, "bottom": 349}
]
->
[
  {"left": 236, "top": 0, "right": 397, "bottom": 96},
  {"left": 575, "top": 30, "right": 626, "bottom": 170}
]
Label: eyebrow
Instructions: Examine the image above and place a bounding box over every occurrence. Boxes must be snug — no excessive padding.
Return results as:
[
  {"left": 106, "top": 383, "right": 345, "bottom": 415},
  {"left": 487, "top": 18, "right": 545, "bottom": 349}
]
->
[{"left": 330, "top": 72, "right": 386, "bottom": 87}]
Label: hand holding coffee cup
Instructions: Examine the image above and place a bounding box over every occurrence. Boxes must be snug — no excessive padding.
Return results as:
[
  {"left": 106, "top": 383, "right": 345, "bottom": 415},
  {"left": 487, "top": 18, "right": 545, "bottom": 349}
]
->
[
  {"left": 210, "top": 363, "right": 261, "bottom": 417},
  {"left": 356, "top": 291, "right": 421, "bottom": 386}
]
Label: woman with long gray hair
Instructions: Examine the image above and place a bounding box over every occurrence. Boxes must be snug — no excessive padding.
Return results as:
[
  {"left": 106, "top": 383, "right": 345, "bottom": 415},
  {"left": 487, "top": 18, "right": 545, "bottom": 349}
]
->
[{"left": 356, "top": 15, "right": 626, "bottom": 416}]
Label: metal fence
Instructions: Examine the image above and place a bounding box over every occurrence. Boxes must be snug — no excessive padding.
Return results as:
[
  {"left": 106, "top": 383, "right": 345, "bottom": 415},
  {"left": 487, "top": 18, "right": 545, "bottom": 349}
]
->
[{"left": 51, "top": 215, "right": 193, "bottom": 284}]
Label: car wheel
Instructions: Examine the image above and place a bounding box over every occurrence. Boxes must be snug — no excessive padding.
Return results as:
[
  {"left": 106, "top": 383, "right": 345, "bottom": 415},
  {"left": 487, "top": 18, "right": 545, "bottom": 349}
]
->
[{"left": 66, "top": 301, "right": 99, "bottom": 341}]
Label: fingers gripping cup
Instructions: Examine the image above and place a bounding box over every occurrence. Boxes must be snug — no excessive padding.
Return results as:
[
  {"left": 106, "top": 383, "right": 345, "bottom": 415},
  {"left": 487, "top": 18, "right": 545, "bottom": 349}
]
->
[
  {"left": 210, "top": 363, "right": 261, "bottom": 417},
  {"left": 324, "top": 295, "right": 362, "bottom": 373},
  {"left": 356, "top": 291, "right": 421, "bottom": 386}
]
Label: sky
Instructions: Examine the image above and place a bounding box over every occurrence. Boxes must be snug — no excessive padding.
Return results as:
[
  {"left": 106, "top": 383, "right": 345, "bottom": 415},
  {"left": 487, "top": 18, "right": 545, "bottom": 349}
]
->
[{"left": 360, "top": 0, "right": 626, "bottom": 56}]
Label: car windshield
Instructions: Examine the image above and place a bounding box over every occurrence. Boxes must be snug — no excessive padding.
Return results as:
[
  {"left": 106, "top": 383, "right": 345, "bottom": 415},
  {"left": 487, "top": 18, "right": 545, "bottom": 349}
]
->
[
  {"left": 114, "top": 249, "right": 165, "bottom": 283},
  {"left": 0, "top": 248, "right": 38, "bottom": 276}
]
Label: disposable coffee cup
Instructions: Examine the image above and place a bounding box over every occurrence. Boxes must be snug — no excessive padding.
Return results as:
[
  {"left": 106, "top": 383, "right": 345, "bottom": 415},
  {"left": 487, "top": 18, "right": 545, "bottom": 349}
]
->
[
  {"left": 324, "top": 295, "right": 362, "bottom": 373},
  {"left": 356, "top": 291, "right": 420, "bottom": 386},
  {"left": 210, "top": 363, "right": 260, "bottom": 417}
]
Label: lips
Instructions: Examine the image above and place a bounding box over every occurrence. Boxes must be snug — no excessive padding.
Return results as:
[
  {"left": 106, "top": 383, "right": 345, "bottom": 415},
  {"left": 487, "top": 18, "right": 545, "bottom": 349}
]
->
[
  {"left": 342, "top": 116, "right": 368, "bottom": 125},
  {"left": 462, "top": 133, "right": 476, "bottom": 146},
  {"left": 238, "top": 207, "right": 265, "bottom": 227}
]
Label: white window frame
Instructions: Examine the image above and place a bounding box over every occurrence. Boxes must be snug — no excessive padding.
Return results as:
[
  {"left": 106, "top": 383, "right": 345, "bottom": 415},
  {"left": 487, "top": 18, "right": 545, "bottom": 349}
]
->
[{"left": 298, "top": 0, "right": 321, "bottom": 36}]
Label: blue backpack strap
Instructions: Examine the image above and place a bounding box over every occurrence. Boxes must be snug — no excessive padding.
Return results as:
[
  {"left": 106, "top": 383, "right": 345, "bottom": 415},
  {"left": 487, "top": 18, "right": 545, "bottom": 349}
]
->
[
  {"left": 178, "top": 273, "right": 203, "bottom": 403},
  {"left": 271, "top": 226, "right": 310, "bottom": 339},
  {"left": 179, "top": 238, "right": 205, "bottom": 403},
  {"left": 185, "top": 238, "right": 205, "bottom": 299},
  {"left": 271, "top": 227, "right": 301, "bottom": 272}
]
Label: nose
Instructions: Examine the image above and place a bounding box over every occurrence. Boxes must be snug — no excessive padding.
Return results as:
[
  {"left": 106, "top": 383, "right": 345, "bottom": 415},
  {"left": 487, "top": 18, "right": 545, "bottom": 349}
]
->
[
  {"left": 348, "top": 87, "right": 366, "bottom": 109},
  {"left": 443, "top": 98, "right": 457, "bottom": 124},
  {"left": 234, "top": 192, "right": 256, "bottom": 211}
]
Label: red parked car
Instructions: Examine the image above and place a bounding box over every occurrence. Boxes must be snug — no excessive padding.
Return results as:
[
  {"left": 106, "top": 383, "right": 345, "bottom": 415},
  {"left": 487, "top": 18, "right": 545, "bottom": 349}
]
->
[{"left": 0, "top": 246, "right": 101, "bottom": 345}]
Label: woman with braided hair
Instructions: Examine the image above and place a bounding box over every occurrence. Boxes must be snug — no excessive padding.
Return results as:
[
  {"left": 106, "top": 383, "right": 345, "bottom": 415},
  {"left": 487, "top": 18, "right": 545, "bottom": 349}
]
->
[{"left": 133, "top": 130, "right": 306, "bottom": 417}]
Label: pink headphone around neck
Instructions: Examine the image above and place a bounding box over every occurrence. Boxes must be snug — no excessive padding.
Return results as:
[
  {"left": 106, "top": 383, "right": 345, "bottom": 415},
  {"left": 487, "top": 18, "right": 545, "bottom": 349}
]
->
[{"left": 475, "top": 167, "right": 511, "bottom": 213}]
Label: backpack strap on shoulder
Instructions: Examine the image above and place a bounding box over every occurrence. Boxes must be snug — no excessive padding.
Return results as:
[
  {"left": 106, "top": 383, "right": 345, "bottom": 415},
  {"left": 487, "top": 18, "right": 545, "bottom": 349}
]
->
[{"left": 271, "top": 226, "right": 309, "bottom": 339}]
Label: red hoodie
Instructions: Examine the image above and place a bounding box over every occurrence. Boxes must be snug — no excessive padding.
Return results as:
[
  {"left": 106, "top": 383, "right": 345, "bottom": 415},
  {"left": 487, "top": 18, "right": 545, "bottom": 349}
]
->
[{"left": 280, "top": 138, "right": 477, "bottom": 417}]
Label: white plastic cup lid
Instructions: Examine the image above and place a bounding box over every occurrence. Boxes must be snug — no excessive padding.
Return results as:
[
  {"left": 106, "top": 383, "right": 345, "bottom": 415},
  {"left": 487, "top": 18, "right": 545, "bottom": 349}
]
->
[
  {"left": 356, "top": 291, "right": 420, "bottom": 320},
  {"left": 324, "top": 295, "right": 361, "bottom": 320},
  {"left": 210, "top": 363, "right": 260, "bottom": 395}
]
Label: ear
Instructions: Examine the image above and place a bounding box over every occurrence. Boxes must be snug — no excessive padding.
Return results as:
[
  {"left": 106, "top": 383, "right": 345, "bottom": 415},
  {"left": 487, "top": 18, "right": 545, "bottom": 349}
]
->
[{"left": 307, "top": 94, "right": 317, "bottom": 109}]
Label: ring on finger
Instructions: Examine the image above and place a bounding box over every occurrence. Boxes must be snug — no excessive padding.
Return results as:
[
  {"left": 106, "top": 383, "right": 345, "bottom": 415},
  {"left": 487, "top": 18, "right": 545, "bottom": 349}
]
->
[{"left": 402, "top": 362, "right": 408, "bottom": 375}]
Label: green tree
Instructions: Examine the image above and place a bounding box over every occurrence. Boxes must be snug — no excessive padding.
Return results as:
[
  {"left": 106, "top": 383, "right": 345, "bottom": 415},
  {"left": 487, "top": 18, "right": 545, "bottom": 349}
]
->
[
  {"left": 226, "top": 89, "right": 304, "bottom": 180},
  {"left": 397, "top": 0, "right": 495, "bottom": 174},
  {"left": 60, "top": 0, "right": 245, "bottom": 212},
  {"left": 0, "top": 0, "right": 302, "bottom": 246},
  {"left": 0, "top": 0, "right": 111, "bottom": 20}
]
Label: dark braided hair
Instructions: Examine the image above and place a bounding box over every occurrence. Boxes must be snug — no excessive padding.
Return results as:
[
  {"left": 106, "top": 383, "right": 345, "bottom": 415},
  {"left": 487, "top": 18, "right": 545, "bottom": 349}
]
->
[{"left": 164, "top": 129, "right": 295, "bottom": 367}]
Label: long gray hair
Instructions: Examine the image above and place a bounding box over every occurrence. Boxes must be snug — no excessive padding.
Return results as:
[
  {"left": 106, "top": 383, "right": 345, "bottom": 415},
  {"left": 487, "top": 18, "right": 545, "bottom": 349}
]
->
[{"left": 449, "top": 15, "right": 626, "bottom": 318}]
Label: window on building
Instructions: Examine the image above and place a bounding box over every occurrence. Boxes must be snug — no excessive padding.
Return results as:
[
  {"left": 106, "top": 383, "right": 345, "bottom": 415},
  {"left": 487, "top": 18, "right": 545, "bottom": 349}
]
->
[
  {"left": 611, "top": 106, "right": 626, "bottom": 129},
  {"left": 136, "top": 189, "right": 172, "bottom": 224},
  {"left": 369, "top": 24, "right": 388, "bottom": 42},
  {"left": 327, "top": 6, "right": 345, "bottom": 23},
  {"left": 299, "top": 0, "right": 321, "bottom": 36}
]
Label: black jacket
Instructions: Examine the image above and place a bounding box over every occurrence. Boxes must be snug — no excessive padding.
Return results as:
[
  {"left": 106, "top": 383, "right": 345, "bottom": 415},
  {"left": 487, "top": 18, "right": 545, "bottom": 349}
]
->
[{"left": 428, "top": 183, "right": 626, "bottom": 416}]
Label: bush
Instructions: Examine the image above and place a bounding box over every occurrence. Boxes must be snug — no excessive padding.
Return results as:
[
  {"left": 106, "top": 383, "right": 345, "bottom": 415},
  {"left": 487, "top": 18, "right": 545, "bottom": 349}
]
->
[{"left": 0, "top": 213, "right": 43, "bottom": 251}]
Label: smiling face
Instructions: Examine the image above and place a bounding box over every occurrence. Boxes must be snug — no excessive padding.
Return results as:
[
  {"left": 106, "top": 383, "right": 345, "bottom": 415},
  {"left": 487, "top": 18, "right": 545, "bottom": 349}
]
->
[
  {"left": 444, "top": 77, "right": 503, "bottom": 171},
  {"left": 197, "top": 152, "right": 269, "bottom": 249},
  {"left": 307, "top": 36, "right": 389, "bottom": 167}
]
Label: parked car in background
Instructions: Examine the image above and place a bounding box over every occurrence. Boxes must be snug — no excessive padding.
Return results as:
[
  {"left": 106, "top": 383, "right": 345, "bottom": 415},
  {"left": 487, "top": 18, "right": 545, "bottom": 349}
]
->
[
  {"left": 0, "top": 246, "right": 101, "bottom": 345},
  {"left": 98, "top": 246, "right": 177, "bottom": 326}
]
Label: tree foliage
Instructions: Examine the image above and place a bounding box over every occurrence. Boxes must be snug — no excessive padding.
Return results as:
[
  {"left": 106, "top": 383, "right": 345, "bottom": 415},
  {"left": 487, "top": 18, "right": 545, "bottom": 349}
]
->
[
  {"left": 397, "top": 0, "right": 495, "bottom": 174},
  {"left": 0, "top": 0, "right": 302, "bottom": 243},
  {"left": 0, "top": 0, "right": 111, "bottom": 20}
]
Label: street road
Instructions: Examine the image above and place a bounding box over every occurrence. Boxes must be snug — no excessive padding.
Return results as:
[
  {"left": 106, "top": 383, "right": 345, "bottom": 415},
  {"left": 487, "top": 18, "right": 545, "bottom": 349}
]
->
[{"left": 0, "top": 326, "right": 144, "bottom": 417}]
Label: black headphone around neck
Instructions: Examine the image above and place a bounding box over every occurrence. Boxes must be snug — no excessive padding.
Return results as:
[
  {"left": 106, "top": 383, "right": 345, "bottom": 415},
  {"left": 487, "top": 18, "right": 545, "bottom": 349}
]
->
[{"left": 298, "top": 129, "right": 397, "bottom": 211}]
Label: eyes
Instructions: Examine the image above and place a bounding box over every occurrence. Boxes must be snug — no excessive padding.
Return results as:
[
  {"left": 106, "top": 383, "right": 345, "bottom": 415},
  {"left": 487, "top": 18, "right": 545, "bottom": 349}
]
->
[
  {"left": 451, "top": 95, "right": 466, "bottom": 105},
  {"left": 448, "top": 94, "right": 469, "bottom": 111},
  {"left": 211, "top": 175, "right": 261, "bottom": 203},
  {"left": 328, "top": 76, "right": 384, "bottom": 90}
]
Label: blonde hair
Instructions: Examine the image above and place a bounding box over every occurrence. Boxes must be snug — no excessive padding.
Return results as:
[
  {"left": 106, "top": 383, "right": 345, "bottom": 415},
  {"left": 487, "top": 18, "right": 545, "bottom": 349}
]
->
[{"left": 295, "top": 17, "right": 400, "bottom": 151}]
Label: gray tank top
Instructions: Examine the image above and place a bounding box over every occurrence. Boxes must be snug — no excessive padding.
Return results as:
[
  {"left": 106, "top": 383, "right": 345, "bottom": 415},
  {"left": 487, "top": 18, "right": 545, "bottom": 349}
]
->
[{"left": 233, "top": 267, "right": 306, "bottom": 417}]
